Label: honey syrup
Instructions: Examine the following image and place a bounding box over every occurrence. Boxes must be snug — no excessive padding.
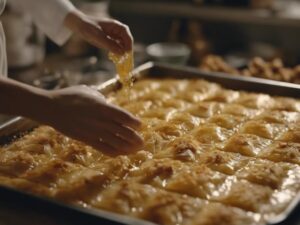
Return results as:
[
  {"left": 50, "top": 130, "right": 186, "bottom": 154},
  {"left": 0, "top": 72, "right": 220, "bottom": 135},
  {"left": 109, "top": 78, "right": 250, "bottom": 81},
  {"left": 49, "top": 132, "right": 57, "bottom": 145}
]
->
[{"left": 109, "top": 51, "right": 134, "bottom": 89}]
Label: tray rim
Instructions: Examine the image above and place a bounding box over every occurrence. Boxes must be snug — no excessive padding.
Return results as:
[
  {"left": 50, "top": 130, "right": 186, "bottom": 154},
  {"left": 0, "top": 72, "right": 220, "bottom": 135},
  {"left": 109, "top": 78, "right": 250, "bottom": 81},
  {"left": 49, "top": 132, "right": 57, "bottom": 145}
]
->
[{"left": 97, "top": 62, "right": 300, "bottom": 99}]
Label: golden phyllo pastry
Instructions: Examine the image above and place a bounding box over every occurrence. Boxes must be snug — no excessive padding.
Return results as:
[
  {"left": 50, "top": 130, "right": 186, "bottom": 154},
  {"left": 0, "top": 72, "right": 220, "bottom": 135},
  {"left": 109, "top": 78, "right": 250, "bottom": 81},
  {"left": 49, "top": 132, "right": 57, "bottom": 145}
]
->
[{"left": 1, "top": 78, "right": 300, "bottom": 225}]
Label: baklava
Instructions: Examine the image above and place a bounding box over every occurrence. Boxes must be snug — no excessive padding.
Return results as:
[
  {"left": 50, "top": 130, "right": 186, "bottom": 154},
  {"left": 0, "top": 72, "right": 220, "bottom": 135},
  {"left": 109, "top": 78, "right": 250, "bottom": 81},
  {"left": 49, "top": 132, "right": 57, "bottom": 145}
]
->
[{"left": 0, "top": 78, "right": 300, "bottom": 225}]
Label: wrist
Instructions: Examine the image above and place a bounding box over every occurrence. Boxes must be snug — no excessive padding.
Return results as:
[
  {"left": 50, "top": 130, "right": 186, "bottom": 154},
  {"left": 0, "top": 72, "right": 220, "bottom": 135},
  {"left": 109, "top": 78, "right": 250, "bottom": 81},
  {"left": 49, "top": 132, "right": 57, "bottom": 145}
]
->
[
  {"left": 0, "top": 77, "right": 57, "bottom": 125},
  {"left": 19, "top": 88, "right": 53, "bottom": 122},
  {"left": 64, "top": 9, "right": 85, "bottom": 33}
]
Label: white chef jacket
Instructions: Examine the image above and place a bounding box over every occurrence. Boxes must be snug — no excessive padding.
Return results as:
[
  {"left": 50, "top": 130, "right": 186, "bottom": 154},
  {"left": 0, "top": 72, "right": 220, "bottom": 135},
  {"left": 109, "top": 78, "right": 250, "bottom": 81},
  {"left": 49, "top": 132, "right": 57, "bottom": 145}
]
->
[
  {"left": 0, "top": 0, "right": 6, "bottom": 76},
  {"left": 0, "top": 0, "right": 76, "bottom": 77}
]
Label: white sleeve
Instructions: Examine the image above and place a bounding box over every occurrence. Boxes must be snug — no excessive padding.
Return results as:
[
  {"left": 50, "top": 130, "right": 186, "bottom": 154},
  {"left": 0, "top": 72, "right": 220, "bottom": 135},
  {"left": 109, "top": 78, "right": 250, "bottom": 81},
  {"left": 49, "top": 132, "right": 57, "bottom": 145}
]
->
[{"left": 9, "top": 0, "right": 76, "bottom": 46}]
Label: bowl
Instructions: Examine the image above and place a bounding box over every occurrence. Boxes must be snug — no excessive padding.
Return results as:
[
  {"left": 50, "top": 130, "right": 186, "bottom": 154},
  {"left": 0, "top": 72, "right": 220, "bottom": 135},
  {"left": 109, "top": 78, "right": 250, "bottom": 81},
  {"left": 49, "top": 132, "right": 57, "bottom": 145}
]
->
[{"left": 146, "top": 42, "right": 191, "bottom": 65}]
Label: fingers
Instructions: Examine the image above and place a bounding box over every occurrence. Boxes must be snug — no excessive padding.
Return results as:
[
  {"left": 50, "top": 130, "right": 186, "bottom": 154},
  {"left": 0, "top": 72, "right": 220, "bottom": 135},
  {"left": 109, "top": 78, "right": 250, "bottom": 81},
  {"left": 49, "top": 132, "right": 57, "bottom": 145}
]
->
[
  {"left": 81, "top": 22, "right": 124, "bottom": 55},
  {"left": 68, "top": 12, "right": 132, "bottom": 54},
  {"left": 110, "top": 106, "right": 142, "bottom": 129},
  {"left": 92, "top": 129, "right": 138, "bottom": 153},
  {"left": 97, "top": 103, "right": 142, "bottom": 129},
  {"left": 70, "top": 130, "right": 123, "bottom": 157},
  {"left": 100, "top": 34, "right": 124, "bottom": 55},
  {"left": 68, "top": 86, "right": 141, "bottom": 129},
  {"left": 67, "top": 121, "right": 143, "bottom": 156},
  {"left": 109, "top": 24, "right": 133, "bottom": 52},
  {"left": 93, "top": 142, "right": 122, "bottom": 157},
  {"left": 98, "top": 20, "right": 133, "bottom": 53},
  {"left": 75, "top": 86, "right": 140, "bottom": 129},
  {"left": 82, "top": 113, "right": 144, "bottom": 153},
  {"left": 94, "top": 120, "right": 144, "bottom": 146}
]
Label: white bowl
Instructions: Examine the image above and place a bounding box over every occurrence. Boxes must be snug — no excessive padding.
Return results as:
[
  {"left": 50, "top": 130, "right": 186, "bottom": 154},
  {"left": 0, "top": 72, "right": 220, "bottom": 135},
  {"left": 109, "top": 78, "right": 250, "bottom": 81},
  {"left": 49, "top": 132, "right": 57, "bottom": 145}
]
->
[{"left": 146, "top": 42, "right": 191, "bottom": 65}]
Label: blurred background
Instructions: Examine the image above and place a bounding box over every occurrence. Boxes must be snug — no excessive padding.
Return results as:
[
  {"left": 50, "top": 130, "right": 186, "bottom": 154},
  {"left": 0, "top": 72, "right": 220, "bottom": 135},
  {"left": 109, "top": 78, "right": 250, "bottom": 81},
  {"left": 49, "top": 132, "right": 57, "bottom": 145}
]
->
[{"left": 3, "top": 0, "right": 300, "bottom": 87}]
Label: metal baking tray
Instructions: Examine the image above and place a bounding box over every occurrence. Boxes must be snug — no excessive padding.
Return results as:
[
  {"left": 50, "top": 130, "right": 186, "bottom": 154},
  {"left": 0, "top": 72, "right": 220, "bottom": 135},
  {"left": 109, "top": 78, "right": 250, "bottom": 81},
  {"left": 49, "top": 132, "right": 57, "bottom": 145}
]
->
[{"left": 0, "top": 62, "right": 300, "bottom": 225}]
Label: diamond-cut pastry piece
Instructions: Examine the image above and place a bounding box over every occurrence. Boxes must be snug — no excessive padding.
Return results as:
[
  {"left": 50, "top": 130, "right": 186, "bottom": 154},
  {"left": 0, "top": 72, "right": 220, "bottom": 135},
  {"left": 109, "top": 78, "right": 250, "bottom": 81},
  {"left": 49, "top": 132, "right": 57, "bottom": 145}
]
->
[
  {"left": 187, "top": 102, "right": 224, "bottom": 118},
  {"left": 222, "top": 103, "right": 261, "bottom": 118},
  {"left": 271, "top": 97, "right": 300, "bottom": 112},
  {"left": 240, "top": 120, "right": 287, "bottom": 140},
  {"left": 278, "top": 129, "right": 300, "bottom": 143},
  {"left": 208, "top": 114, "right": 246, "bottom": 130},
  {"left": 204, "top": 90, "right": 240, "bottom": 103},
  {"left": 91, "top": 181, "right": 158, "bottom": 215},
  {"left": 214, "top": 178, "right": 273, "bottom": 212},
  {"left": 196, "top": 150, "right": 250, "bottom": 175},
  {"left": 234, "top": 93, "right": 275, "bottom": 109},
  {"left": 259, "top": 142, "right": 300, "bottom": 165},
  {"left": 236, "top": 160, "right": 291, "bottom": 189},
  {"left": 223, "top": 134, "right": 271, "bottom": 156},
  {"left": 165, "top": 164, "right": 227, "bottom": 199},
  {"left": 253, "top": 111, "right": 300, "bottom": 125},
  {"left": 186, "top": 203, "right": 262, "bottom": 225},
  {"left": 140, "top": 190, "right": 205, "bottom": 225},
  {"left": 192, "top": 124, "right": 233, "bottom": 145}
]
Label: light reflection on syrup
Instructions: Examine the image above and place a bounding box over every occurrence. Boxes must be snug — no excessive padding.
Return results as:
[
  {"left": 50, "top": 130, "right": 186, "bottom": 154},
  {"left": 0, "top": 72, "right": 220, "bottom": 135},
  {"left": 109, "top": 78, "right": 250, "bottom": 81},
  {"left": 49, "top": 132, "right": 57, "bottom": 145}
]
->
[{"left": 109, "top": 51, "right": 134, "bottom": 95}]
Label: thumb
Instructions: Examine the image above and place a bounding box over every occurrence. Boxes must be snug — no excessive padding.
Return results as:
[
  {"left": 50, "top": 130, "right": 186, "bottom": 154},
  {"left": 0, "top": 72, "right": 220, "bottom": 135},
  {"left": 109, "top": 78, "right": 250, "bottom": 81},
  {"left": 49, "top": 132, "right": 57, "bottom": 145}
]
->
[{"left": 89, "top": 25, "right": 124, "bottom": 54}]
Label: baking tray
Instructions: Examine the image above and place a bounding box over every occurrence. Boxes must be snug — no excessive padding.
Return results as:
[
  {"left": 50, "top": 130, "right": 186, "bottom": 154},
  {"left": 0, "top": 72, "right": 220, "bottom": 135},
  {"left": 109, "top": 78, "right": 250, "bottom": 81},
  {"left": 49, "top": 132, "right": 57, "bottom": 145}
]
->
[{"left": 0, "top": 62, "right": 300, "bottom": 225}]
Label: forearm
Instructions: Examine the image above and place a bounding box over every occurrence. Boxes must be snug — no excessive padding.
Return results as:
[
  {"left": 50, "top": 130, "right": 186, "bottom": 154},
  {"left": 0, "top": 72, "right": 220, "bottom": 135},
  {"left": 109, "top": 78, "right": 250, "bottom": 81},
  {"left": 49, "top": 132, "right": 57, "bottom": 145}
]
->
[
  {"left": 64, "top": 9, "right": 84, "bottom": 32},
  {"left": 0, "top": 77, "right": 51, "bottom": 119}
]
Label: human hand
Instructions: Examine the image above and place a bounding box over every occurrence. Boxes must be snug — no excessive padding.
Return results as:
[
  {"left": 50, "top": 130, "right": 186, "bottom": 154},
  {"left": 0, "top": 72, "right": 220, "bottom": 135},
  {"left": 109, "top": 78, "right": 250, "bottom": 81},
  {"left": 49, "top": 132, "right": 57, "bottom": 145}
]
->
[
  {"left": 41, "top": 85, "right": 143, "bottom": 156},
  {"left": 64, "top": 10, "right": 133, "bottom": 55}
]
